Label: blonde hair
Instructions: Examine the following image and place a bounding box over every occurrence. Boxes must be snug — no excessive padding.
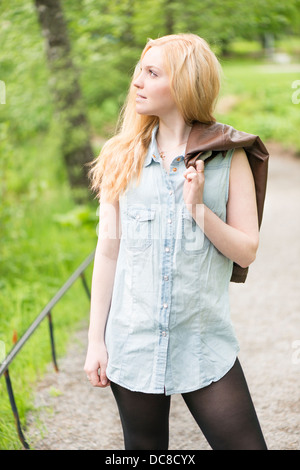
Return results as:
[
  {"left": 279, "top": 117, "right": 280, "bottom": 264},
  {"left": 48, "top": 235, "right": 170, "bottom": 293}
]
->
[{"left": 89, "top": 33, "right": 221, "bottom": 203}]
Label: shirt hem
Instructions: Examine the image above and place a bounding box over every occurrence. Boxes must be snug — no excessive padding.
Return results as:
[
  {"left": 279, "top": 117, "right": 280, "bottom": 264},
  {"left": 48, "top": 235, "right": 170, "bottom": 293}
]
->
[
  {"left": 106, "top": 353, "right": 239, "bottom": 396},
  {"left": 165, "top": 353, "right": 239, "bottom": 396}
]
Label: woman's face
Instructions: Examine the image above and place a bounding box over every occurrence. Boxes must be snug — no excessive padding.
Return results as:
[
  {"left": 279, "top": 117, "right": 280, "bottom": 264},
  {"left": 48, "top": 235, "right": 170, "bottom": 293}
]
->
[{"left": 133, "top": 46, "right": 177, "bottom": 119}]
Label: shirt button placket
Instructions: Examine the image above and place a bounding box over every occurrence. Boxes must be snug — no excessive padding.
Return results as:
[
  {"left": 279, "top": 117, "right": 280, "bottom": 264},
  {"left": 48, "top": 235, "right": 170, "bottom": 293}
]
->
[
  {"left": 157, "top": 158, "right": 177, "bottom": 390},
  {"left": 161, "top": 165, "right": 177, "bottom": 333}
]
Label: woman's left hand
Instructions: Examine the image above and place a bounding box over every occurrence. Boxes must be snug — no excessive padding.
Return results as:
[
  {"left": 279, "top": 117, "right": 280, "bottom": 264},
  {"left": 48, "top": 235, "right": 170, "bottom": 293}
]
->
[{"left": 183, "top": 160, "right": 205, "bottom": 212}]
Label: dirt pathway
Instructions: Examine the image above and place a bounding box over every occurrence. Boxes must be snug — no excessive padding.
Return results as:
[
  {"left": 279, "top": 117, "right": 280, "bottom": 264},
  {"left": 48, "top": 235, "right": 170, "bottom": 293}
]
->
[{"left": 26, "top": 144, "right": 300, "bottom": 450}]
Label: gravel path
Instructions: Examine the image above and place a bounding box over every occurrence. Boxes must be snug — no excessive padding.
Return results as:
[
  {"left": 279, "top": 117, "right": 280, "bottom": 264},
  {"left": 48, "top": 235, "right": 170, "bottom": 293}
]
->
[{"left": 26, "top": 144, "right": 300, "bottom": 450}]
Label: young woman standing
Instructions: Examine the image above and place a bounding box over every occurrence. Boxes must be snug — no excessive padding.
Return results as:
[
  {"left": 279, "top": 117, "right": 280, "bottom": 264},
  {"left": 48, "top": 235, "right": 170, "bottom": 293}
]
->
[{"left": 84, "top": 34, "right": 268, "bottom": 450}]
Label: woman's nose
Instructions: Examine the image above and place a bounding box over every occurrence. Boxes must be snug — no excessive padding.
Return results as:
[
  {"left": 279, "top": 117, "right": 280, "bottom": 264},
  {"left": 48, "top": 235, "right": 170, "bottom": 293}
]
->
[{"left": 133, "top": 71, "right": 143, "bottom": 89}]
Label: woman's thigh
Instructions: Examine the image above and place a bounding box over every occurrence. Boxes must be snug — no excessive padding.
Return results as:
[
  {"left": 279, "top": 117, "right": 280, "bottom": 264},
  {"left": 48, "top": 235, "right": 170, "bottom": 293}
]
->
[
  {"left": 110, "top": 382, "right": 171, "bottom": 450},
  {"left": 181, "top": 359, "right": 267, "bottom": 450}
]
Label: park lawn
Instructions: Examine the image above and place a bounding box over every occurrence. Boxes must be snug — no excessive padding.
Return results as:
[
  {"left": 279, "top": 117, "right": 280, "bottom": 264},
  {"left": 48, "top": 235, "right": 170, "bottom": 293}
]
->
[{"left": 216, "top": 60, "right": 300, "bottom": 153}]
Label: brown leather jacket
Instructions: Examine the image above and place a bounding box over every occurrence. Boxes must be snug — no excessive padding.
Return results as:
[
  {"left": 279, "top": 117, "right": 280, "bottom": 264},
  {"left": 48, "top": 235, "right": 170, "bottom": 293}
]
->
[{"left": 184, "top": 121, "right": 269, "bottom": 283}]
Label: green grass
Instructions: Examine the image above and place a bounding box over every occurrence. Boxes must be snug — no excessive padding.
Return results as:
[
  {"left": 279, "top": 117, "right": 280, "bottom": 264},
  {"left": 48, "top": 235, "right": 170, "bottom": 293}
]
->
[
  {"left": 0, "top": 127, "right": 98, "bottom": 449},
  {"left": 216, "top": 59, "right": 300, "bottom": 153}
]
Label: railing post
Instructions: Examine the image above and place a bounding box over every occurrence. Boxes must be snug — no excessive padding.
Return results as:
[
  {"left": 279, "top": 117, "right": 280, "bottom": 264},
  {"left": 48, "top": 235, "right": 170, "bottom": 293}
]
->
[
  {"left": 80, "top": 272, "right": 91, "bottom": 299},
  {"left": 4, "top": 369, "right": 30, "bottom": 449},
  {"left": 47, "top": 310, "right": 58, "bottom": 372}
]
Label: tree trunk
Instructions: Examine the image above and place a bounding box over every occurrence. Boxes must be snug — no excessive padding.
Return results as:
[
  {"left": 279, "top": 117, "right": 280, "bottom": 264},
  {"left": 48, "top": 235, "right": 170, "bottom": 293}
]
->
[
  {"left": 34, "top": 0, "right": 93, "bottom": 200},
  {"left": 121, "top": 0, "right": 135, "bottom": 46},
  {"left": 165, "top": 0, "right": 174, "bottom": 35}
]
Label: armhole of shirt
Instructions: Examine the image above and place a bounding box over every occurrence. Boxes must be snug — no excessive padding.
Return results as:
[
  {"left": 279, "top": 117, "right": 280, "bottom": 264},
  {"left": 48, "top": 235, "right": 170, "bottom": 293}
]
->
[{"left": 225, "top": 148, "right": 236, "bottom": 204}]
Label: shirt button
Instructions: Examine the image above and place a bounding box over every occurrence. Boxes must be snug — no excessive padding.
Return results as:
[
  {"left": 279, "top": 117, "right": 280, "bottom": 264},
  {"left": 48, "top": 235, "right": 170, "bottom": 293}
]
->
[
  {"left": 164, "top": 275, "right": 169, "bottom": 281},
  {"left": 162, "top": 331, "right": 167, "bottom": 337},
  {"left": 165, "top": 247, "right": 170, "bottom": 252},
  {"left": 167, "top": 218, "right": 172, "bottom": 224},
  {"left": 176, "top": 157, "right": 181, "bottom": 161},
  {"left": 172, "top": 167, "right": 177, "bottom": 172},
  {"left": 169, "top": 190, "right": 173, "bottom": 195},
  {"left": 163, "top": 303, "right": 168, "bottom": 309}
]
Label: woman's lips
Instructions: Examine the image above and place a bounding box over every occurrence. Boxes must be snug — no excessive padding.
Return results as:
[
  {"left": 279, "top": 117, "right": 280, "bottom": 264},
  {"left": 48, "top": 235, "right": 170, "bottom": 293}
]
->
[{"left": 136, "top": 94, "right": 147, "bottom": 100}]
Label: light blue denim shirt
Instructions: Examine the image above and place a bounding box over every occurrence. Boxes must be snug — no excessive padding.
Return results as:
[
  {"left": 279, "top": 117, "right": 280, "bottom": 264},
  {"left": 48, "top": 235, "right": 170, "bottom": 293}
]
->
[{"left": 105, "top": 126, "right": 239, "bottom": 395}]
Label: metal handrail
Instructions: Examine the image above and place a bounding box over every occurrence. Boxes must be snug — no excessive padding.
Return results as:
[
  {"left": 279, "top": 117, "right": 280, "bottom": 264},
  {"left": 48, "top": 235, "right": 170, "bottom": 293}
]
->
[{"left": 0, "top": 250, "right": 95, "bottom": 449}]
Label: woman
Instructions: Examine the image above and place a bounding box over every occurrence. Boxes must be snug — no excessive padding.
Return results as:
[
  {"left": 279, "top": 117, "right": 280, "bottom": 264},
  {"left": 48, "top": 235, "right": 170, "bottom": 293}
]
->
[{"left": 84, "top": 34, "right": 268, "bottom": 450}]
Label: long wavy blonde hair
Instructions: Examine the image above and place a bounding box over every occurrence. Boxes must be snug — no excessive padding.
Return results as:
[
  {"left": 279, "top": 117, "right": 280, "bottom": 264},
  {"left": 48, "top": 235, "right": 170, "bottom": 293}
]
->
[{"left": 88, "top": 33, "right": 221, "bottom": 203}]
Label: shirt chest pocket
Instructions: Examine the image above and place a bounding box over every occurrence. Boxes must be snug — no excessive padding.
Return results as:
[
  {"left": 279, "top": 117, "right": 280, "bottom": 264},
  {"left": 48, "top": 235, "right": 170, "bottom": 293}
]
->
[{"left": 123, "top": 207, "right": 156, "bottom": 251}]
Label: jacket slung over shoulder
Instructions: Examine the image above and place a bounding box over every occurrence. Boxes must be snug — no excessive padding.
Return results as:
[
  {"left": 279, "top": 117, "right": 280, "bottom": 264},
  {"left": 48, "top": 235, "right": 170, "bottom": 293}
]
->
[{"left": 185, "top": 121, "right": 269, "bottom": 283}]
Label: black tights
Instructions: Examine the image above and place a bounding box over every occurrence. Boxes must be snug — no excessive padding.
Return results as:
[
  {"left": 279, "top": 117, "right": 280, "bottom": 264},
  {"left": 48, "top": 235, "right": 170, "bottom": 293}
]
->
[{"left": 110, "top": 359, "right": 267, "bottom": 450}]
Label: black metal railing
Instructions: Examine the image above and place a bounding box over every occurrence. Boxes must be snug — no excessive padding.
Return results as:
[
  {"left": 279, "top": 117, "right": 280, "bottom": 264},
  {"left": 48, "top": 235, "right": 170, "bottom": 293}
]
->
[{"left": 0, "top": 250, "right": 95, "bottom": 450}]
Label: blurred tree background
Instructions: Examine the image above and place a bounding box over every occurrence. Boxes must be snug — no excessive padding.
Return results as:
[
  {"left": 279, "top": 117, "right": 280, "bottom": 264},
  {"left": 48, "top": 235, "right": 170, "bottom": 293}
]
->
[{"left": 0, "top": 0, "right": 300, "bottom": 449}]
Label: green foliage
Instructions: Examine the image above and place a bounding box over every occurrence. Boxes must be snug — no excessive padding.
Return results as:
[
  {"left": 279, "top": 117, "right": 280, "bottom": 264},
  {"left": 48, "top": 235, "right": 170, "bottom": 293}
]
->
[
  {"left": 217, "top": 60, "right": 300, "bottom": 151},
  {"left": 0, "top": 2, "right": 53, "bottom": 140},
  {"left": 0, "top": 122, "right": 98, "bottom": 448}
]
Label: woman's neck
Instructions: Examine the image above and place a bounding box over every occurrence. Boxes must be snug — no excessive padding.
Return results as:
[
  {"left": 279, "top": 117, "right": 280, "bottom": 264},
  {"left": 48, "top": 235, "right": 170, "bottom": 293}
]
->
[{"left": 156, "top": 116, "right": 192, "bottom": 150}]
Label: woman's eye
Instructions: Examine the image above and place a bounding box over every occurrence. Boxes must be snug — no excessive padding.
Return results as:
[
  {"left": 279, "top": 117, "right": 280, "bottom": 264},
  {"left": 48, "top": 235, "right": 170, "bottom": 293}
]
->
[{"left": 149, "top": 70, "right": 157, "bottom": 77}]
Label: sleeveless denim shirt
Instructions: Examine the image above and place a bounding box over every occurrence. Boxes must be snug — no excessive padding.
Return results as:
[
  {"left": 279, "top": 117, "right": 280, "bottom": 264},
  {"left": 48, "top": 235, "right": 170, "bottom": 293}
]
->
[{"left": 105, "top": 126, "right": 240, "bottom": 395}]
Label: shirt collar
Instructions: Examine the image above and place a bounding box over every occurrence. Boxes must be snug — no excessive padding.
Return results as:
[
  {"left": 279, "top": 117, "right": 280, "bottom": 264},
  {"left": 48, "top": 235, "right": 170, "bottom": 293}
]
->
[
  {"left": 143, "top": 124, "right": 191, "bottom": 167},
  {"left": 144, "top": 125, "right": 160, "bottom": 167}
]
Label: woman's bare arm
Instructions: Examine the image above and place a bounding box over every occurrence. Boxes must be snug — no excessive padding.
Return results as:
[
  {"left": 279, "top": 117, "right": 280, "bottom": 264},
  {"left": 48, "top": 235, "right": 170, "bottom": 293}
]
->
[{"left": 84, "top": 196, "right": 121, "bottom": 387}]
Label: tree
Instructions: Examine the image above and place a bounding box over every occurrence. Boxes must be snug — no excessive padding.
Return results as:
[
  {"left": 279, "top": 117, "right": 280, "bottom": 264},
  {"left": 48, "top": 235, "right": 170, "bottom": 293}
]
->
[{"left": 34, "top": 0, "right": 93, "bottom": 200}]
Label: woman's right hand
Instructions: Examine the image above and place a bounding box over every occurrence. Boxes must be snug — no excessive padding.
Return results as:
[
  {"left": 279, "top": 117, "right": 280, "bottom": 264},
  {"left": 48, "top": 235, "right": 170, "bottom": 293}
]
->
[{"left": 84, "top": 341, "right": 110, "bottom": 388}]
